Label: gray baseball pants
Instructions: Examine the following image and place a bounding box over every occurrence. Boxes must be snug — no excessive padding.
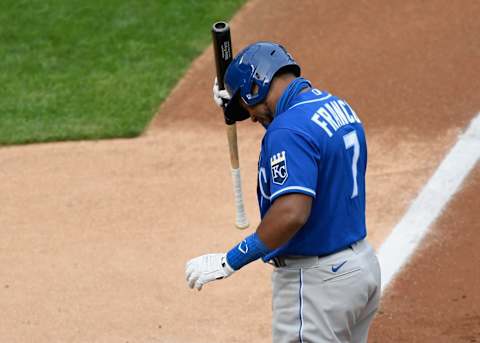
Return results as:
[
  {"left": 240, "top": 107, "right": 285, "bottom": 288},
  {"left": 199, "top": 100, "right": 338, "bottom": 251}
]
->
[{"left": 271, "top": 239, "right": 381, "bottom": 343}]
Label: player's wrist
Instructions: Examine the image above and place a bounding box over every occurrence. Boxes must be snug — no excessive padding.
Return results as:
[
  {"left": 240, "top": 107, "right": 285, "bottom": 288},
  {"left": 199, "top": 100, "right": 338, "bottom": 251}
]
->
[
  {"left": 221, "top": 253, "right": 235, "bottom": 275},
  {"left": 226, "top": 233, "right": 271, "bottom": 271}
]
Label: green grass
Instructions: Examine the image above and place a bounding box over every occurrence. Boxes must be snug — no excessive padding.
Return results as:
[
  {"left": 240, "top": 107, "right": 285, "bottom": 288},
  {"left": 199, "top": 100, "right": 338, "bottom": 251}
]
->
[{"left": 0, "top": 0, "right": 244, "bottom": 145}]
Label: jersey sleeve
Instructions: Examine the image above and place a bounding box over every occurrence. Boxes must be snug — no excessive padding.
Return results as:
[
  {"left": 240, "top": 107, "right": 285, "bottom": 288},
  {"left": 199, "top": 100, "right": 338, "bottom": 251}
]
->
[{"left": 265, "top": 128, "right": 320, "bottom": 202}]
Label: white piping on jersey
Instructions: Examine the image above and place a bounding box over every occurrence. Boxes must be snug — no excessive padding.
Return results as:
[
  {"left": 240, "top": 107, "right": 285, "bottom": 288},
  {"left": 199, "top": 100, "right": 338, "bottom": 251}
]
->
[
  {"left": 288, "top": 94, "right": 332, "bottom": 110},
  {"left": 258, "top": 167, "right": 271, "bottom": 201},
  {"left": 259, "top": 167, "right": 316, "bottom": 202},
  {"left": 270, "top": 186, "right": 316, "bottom": 200}
]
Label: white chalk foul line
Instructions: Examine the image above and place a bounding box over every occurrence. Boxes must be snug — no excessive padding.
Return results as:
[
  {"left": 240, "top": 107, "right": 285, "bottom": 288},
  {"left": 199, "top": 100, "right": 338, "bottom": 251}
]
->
[{"left": 378, "top": 112, "right": 480, "bottom": 291}]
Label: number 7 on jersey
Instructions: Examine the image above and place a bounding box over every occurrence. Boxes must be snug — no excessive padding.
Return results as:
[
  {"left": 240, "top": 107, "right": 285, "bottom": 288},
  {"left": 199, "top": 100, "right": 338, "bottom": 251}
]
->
[{"left": 343, "top": 130, "right": 360, "bottom": 199}]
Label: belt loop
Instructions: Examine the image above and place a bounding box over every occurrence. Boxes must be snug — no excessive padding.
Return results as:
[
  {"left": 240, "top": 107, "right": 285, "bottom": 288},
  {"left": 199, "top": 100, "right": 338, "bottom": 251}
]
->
[
  {"left": 350, "top": 239, "right": 363, "bottom": 254},
  {"left": 271, "top": 257, "right": 287, "bottom": 267}
]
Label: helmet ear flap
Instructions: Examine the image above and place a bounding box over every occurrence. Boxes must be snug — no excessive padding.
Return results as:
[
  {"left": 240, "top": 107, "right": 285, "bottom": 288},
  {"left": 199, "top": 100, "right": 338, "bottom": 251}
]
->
[{"left": 224, "top": 92, "right": 250, "bottom": 123}]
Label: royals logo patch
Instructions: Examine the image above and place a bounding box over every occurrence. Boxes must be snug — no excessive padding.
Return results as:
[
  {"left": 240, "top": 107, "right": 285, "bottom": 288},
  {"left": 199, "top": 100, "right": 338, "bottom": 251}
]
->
[{"left": 270, "top": 151, "right": 288, "bottom": 185}]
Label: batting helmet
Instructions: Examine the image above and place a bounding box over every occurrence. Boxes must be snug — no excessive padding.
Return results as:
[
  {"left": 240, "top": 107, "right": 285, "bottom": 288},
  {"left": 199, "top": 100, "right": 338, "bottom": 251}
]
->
[{"left": 224, "top": 41, "right": 301, "bottom": 122}]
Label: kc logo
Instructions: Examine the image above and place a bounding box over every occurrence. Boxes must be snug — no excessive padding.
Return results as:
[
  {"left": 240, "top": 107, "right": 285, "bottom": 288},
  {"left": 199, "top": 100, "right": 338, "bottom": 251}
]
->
[{"left": 270, "top": 151, "right": 288, "bottom": 185}]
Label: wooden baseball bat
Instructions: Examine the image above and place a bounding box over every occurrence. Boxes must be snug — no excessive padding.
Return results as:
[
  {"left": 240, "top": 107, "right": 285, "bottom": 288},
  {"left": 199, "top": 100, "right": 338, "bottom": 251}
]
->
[{"left": 211, "top": 21, "right": 249, "bottom": 230}]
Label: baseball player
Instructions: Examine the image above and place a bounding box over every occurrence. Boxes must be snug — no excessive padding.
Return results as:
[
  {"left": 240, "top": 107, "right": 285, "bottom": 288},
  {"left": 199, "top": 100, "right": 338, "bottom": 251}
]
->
[{"left": 185, "top": 42, "right": 381, "bottom": 343}]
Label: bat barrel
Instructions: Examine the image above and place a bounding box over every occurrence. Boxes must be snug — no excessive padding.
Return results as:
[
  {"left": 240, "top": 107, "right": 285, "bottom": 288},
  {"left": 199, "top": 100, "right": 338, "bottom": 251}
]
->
[{"left": 211, "top": 21, "right": 232, "bottom": 91}]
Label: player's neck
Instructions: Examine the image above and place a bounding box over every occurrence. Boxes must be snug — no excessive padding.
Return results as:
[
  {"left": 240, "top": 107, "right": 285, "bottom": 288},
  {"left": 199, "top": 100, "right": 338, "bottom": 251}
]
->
[{"left": 265, "top": 73, "right": 297, "bottom": 114}]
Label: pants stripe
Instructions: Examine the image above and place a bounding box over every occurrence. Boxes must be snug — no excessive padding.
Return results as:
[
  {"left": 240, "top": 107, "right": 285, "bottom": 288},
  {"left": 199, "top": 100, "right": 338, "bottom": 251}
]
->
[{"left": 298, "top": 269, "right": 304, "bottom": 343}]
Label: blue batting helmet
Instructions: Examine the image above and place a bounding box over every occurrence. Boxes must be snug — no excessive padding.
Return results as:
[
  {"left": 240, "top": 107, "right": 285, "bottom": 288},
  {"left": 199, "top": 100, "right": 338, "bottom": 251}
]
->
[{"left": 224, "top": 41, "right": 301, "bottom": 122}]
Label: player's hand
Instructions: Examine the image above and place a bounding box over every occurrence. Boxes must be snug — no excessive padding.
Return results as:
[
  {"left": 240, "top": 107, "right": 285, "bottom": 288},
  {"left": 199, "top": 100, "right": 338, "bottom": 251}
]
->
[
  {"left": 185, "top": 253, "right": 235, "bottom": 291},
  {"left": 212, "top": 77, "right": 231, "bottom": 108}
]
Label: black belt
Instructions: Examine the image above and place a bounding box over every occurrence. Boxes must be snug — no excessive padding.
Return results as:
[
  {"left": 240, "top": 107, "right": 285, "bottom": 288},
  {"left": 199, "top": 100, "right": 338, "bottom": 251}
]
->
[{"left": 269, "top": 244, "right": 356, "bottom": 268}]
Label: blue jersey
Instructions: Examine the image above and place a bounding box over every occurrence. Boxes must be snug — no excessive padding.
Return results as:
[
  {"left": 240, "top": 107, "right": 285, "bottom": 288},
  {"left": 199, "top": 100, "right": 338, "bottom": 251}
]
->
[{"left": 258, "top": 88, "right": 367, "bottom": 261}]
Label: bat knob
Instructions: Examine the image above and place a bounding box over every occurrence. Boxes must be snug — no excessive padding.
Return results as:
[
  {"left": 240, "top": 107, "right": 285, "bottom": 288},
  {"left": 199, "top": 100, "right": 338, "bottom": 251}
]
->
[{"left": 212, "top": 21, "right": 229, "bottom": 33}]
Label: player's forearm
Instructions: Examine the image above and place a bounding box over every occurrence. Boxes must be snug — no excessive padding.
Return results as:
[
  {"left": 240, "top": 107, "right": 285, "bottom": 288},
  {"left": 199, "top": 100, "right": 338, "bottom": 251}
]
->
[
  {"left": 185, "top": 194, "right": 313, "bottom": 290},
  {"left": 226, "top": 194, "right": 312, "bottom": 270},
  {"left": 256, "top": 193, "right": 312, "bottom": 250}
]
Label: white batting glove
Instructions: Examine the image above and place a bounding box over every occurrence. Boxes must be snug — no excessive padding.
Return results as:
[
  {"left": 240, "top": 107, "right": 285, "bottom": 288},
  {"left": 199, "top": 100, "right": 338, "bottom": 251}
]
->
[
  {"left": 212, "top": 77, "right": 231, "bottom": 108},
  {"left": 185, "top": 253, "right": 235, "bottom": 291}
]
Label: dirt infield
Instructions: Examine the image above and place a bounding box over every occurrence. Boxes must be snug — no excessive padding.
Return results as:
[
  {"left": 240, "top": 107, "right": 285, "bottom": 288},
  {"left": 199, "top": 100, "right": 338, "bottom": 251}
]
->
[
  {"left": 370, "top": 168, "right": 480, "bottom": 342},
  {"left": 0, "top": 0, "right": 479, "bottom": 342}
]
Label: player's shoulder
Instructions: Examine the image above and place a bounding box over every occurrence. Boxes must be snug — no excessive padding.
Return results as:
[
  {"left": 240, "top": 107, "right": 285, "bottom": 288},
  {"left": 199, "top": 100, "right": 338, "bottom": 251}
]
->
[
  {"left": 284, "top": 88, "right": 358, "bottom": 119},
  {"left": 264, "top": 124, "right": 318, "bottom": 156},
  {"left": 273, "top": 88, "right": 338, "bottom": 121},
  {"left": 267, "top": 89, "right": 335, "bottom": 137},
  {"left": 266, "top": 113, "right": 312, "bottom": 141},
  {"left": 283, "top": 89, "right": 364, "bottom": 138}
]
